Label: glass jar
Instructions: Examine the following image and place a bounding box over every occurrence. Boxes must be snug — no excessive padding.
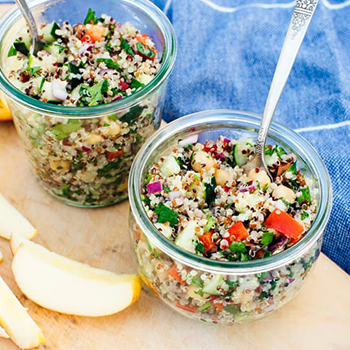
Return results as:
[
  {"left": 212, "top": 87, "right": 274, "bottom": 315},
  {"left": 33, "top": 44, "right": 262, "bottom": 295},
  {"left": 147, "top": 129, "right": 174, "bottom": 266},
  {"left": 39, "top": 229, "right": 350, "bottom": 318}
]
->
[
  {"left": 0, "top": 0, "right": 176, "bottom": 207},
  {"left": 128, "top": 110, "right": 332, "bottom": 324}
]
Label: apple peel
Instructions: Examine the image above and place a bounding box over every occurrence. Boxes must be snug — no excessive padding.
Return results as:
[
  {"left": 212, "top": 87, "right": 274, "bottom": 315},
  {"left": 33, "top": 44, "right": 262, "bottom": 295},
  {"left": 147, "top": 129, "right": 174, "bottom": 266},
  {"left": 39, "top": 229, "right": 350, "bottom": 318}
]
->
[
  {"left": 0, "top": 274, "right": 45, "bottom": 349},
  {"left": 11, "top": 235, "right": 142, "bottom": 317},
  {"left": 0, "top": 193, "right": 37, "bottom": 240}
]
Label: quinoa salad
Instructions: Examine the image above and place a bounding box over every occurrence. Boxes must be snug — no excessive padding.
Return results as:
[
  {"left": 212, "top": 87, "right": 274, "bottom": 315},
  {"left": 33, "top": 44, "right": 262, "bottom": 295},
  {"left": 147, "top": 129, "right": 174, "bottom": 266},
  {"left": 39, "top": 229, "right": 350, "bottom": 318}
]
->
[
  {"left": 132, "top": 135, "right": 320, "bottom": 323},
  {"left": 6, "top": 9, "right": 163, "bottom": 206}
]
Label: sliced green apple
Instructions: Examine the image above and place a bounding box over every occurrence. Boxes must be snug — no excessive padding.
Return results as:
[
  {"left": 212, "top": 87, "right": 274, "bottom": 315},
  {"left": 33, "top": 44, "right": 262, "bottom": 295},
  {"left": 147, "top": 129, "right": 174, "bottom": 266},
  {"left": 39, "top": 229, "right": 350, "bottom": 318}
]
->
[
  {"left": 0, "top": 274, "right": 45, "bottom": 349},
  {"left": 11, "top": 235, "right": 142, "bottom": 317},
  {"left": 0, "top": 325, "right": 9, "bottom": 338},
  {"left": 0, "top": 194, "right": 37, "bottom": 240}
]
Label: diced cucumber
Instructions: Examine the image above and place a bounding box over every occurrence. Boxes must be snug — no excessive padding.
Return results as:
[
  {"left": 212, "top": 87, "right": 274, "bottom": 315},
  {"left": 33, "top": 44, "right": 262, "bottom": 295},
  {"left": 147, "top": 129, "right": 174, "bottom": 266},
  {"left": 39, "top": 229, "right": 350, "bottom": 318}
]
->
[
  {"left": 265, "top": 152, "right": 279, "bottom": 167},
  {"left": 43, "top": 44, "right": 66, "bottom": 63},
  {"left": 234, "top": 138, "right": 254, "bottom": 167},
  {"left": 31, "top": 77, "right": 45, "bottom": 95},
  {"left": 13, "top": 27, "right": 31, "bottom": 55},
  {"left": 138, "top": 74, "right": 153, "bottom": 85},
  {"left": 27, "top": 55, "right": 41, "bottom": 69},
  {"left": 175, "top": 220, "right": 198, "bottom": 253},
  {"left": 41, "top": 22, "right": 60, "bottom": 44},
  {"left": 202, "top": 275, "right": 225, "bottom": 295},
  {"left": 41, "top": 81, "right": 60, "bottom": 103},
  {"left": 154, "top": 223, "right": 172, "bottom": 239},
  {"left": 160, "top": 156, "right": 181, "bottom": 177},
  {"left": 13, "top": 41, "right": 29, "bottom": 55}
]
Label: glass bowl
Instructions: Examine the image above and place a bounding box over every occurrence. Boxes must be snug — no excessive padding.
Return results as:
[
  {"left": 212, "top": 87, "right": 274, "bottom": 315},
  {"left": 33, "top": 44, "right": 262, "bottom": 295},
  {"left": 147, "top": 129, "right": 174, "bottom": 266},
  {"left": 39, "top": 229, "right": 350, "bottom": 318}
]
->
[
  {"left": 0, "top": 0, "right": 177, "bottom": 207},
  {"left": 128, "top": 110, "right": 332, "bottom": 325}
]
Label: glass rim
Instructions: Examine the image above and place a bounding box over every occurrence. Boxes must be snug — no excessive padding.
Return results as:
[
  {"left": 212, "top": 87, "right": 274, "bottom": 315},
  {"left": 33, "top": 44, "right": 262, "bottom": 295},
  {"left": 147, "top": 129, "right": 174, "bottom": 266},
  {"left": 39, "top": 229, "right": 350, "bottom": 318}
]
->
[
  {"left": 129, "top": 109, "right": 333, "bottom": 275},
  {"left": 0, "top": 0, "right": 177, "bottom": 118}
]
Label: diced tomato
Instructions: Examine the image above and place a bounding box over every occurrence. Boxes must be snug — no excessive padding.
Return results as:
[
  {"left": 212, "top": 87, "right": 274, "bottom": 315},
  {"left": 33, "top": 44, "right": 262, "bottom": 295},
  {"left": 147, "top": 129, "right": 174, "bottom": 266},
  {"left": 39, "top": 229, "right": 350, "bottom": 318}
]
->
[
  {"left": 176, "top": 301, "right": 197, "bottom": 313},
  {"left": 277, "top": 163, "right": 292, "bottom": 177},
  {"left": 203, "top": 143, "right": 217, "bottom": 153},
  {"left": 107, "top": 150, "right": 123, "bottom": 161},
  {"left": 223, "top": 186, "right": 231, "bottom": 193},
  {"left": 197, "top": 231, "right": 216, "bottom": 253},
  {"left": 227, "top": 221, "right": 249, "bottom": 242},
  {"left": 81, "top": 25, "right": 106, "bottom": 43},
  {"left": 168, "top": 265, "right": 186, "bottom": 285},
  {"left": 265, "top": 208, "right": 304, "bottom": 240},
  {"left": 119, "top": 81, "right": 130, "bottom": 91}
]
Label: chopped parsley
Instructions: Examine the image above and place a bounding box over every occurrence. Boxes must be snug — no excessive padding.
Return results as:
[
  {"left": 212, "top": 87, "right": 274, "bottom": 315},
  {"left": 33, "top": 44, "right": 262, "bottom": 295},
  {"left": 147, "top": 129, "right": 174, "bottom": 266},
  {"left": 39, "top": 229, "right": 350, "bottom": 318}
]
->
[
  {"left": 154, "top": 202, "right": 179, "bottom": 226},
  {"left": 301, "top": 211, "right": 309, "bottom": 220},
  {"left": 191, "top": 276, "right": 204, "bottom": 288},
  {"left": 51, "top": 119, "right": 81, "bottom": 140},
  {"left": 261, "top": 232, "right": 274, "bottom": 247},
  {"left": 120, "top": 36, "right": 135, "bottom": 56},
  {"left": 195, "top": 241, "right": 205, "bottom": 254},
  {"left": 120, "top": 105, "right": 144, "bottom": 125},
  {"left": 79, "top": 80, "right": 109, "bottom": 106},
  {"left": 297, "top": 187, "right": 311, "bottom": 205},
  {"left": 130, "top": 79, "right": 145, "bottom": 89},
  {"left": 96, "top": 58, "right": 120, "bottom": 71},
  {"left": 84, "top": 8, "right": 98, "bottom": 24},
  {"left": 229, "top": 241, "right": 247, "bottom": 253}
]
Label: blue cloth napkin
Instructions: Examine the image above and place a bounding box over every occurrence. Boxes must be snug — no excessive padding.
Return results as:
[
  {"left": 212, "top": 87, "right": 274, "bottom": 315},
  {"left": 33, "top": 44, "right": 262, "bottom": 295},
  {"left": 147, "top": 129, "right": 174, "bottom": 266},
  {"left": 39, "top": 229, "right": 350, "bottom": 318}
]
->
[
  {"left": 151, "top": 0, "right": 350, "bottom": 273},
  {"left": 1, "top": 0, "right": 349, "bottom": 272}
]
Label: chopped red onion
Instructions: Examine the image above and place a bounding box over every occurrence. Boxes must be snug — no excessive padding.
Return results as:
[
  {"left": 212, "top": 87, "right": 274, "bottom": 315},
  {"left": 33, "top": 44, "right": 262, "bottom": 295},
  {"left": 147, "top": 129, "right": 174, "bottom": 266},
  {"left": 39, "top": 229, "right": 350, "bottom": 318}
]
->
[
  {"left": 79, "top": 43, "right": 94, "bottom": 56},
  {"left": 289, "top": 278, "right": 295, "bottom": 283},
  {"left": 239, "top": 188, "right": 248, "bottom": 193},
  {"left": 100, "top": 69, "right": 114, "bottom": 75},
  {"left": 52, "top": 80, "right": 68, "bottom": 101},
  {"left": 146, "top": 181, "right": 162, "bottom": 194},
  {"left": 82, "top": 146, "right": 91, "bottom": 152},
  {"left": 178, "top": 134, "right": 198, "bottom": 147},
  {"left": 223, "top": 138, "right": 230, "bottom": 143},
  {"left": 215, "top": 152, "right": 226, "bottom": 161},
  {"left": 248, "top": 186, "right": 256, "bottom": 191}
]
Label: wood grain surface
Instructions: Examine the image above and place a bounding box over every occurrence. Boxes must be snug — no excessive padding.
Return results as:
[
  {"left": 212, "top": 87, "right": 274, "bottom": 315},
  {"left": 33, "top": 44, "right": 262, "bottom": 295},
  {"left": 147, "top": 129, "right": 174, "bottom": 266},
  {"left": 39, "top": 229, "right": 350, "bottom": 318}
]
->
[{"left": 0, "top": 4, "right": 350, "bottom": 349}]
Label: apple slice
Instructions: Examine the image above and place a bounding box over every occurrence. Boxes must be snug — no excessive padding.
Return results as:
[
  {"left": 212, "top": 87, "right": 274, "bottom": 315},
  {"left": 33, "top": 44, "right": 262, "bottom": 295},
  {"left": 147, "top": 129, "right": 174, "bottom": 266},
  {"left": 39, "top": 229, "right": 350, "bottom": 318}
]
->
[
  {"left": 0, "top": 274, "right": 45, "bottom": 349},
  {"left": 0, "top": 193, "right": 37, "bottom": 240},
  {"left": 0, "top": 325, "right": 9, "bottom": 339},
  {"left": 11, "top": 236, "right": 142, "bottom": 317}
]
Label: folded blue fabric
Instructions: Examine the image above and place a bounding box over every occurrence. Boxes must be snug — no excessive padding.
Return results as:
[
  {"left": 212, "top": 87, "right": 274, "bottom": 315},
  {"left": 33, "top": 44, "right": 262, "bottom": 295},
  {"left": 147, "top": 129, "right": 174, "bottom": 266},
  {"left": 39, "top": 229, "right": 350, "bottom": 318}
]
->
[
  {"left": 1, "top": 0, "right": 349, "bottom": 272},
  {"left": 152, "top": 0, "right": 350, "bottom": 273}
]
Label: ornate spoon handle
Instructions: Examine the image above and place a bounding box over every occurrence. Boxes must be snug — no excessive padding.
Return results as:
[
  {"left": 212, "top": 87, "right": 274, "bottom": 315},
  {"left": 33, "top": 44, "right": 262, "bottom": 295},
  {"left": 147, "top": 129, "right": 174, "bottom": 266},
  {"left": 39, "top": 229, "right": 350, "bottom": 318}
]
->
[{"left": 256, "top": 0, "right": 319, "bottom": 166}]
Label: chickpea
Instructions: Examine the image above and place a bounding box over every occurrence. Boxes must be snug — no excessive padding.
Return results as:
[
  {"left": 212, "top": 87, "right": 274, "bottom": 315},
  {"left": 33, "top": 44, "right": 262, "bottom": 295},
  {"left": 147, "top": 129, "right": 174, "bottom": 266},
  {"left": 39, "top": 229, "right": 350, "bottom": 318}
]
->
[
  {"left": 49, "top": 160, "right": 71, "bottom": 172},
  {"left": 272, "top": 185, "right": 296, "bottom": 204},
  {"left": 86, "top": 133, "right": 103, "bottom": 145},
  {"left": 247, "top": 169, "right": 271, "bottom": 188},
  {"left": 215, "top": 169, "right": 231, "bottom": 186},
  {"left": 191, "top": 151, "right": 215, "bottom": 172},
  {"left": 107, "top": 123, "right": 121, "bottom": 137}
]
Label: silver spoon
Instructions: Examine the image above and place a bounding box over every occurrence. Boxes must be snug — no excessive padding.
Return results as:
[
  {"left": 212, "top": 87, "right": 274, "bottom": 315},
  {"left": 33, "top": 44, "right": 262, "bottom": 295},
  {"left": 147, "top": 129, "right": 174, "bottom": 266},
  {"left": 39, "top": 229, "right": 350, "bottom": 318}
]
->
[
  {"left": 243, "top": 0, "right": 319, "bottom": 179},
  {"left": 14, "top": 0, "right": 44, "bottom": 55}
]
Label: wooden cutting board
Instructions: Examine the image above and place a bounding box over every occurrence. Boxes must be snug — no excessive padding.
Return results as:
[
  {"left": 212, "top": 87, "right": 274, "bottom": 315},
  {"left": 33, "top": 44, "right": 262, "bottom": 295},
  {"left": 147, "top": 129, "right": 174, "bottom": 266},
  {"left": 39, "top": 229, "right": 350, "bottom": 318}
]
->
[{"left": 0, "top": 4, "right": 349, "bottom": 349}]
